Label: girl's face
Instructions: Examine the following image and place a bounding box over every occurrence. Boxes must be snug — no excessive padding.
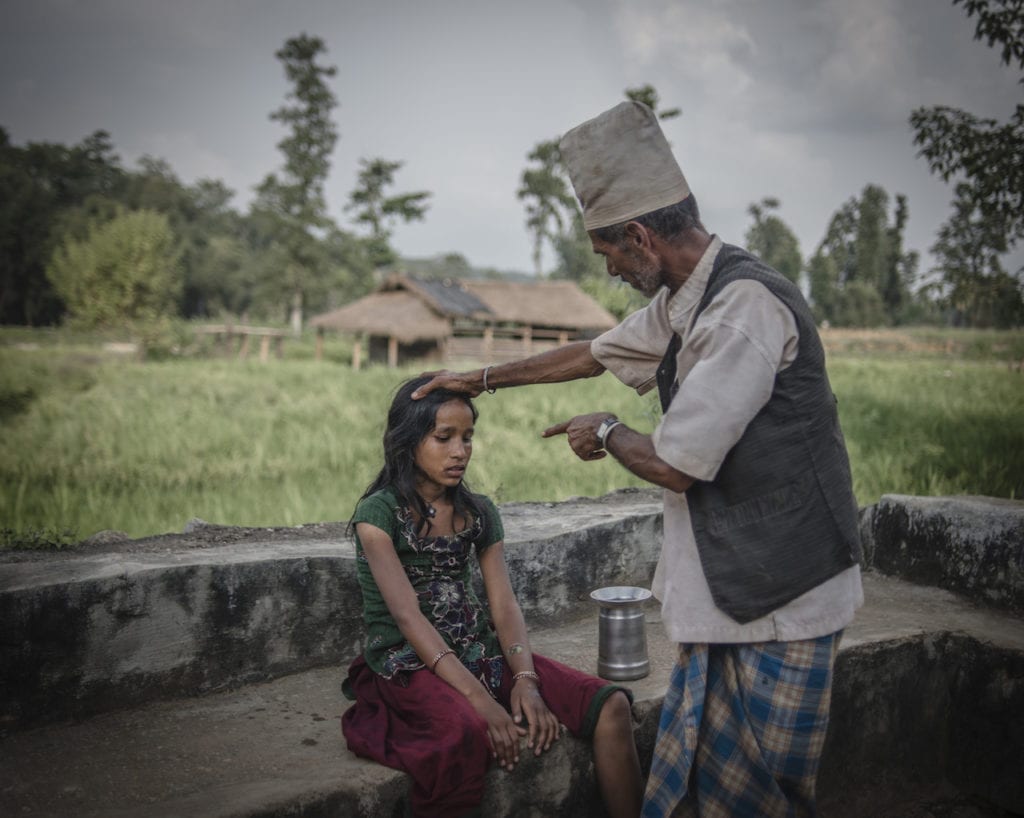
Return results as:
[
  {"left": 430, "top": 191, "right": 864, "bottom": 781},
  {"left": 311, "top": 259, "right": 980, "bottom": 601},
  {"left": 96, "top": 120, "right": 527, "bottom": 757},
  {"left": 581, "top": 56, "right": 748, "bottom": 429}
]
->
[{"left": 413, "top": 398, "right": 474, "bottom": 495}]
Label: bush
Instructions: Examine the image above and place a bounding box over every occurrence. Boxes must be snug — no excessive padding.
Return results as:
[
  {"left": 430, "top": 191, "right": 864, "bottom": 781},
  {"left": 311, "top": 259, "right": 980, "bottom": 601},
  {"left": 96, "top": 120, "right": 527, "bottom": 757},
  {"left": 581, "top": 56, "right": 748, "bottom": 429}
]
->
[{"left": 46, "top": 209, "right": 182, "bottom": 330}]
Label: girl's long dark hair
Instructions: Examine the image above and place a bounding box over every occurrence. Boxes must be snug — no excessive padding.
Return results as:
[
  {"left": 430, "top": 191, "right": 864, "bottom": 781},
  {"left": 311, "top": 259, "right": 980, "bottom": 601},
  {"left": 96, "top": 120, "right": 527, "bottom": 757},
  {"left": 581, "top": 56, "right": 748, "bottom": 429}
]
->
[{"left": 350, "top": 376, "right": 483, "bottom": 535}]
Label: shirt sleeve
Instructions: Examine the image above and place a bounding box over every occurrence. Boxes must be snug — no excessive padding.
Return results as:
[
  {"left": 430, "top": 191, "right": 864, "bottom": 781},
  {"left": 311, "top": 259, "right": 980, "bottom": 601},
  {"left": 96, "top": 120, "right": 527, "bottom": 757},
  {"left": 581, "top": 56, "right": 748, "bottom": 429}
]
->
[
  {"left": 474, "top": 495, "right": 505, "bottom": 554},
  {"left": 590, "top": 296, "right": 671, "bottom": 395},
  {"left": 351, "top": 493, "right": 397, "bottom": 540},
  {"left": 652, "top": 280, "right": 799, "bottom": 482}
]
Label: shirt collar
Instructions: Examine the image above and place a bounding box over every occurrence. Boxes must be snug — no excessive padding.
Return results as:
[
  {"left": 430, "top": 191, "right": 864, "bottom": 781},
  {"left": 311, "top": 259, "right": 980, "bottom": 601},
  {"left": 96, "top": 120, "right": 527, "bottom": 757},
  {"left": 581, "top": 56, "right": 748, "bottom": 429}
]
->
[{"left": 665, "top": 234, "right": 722, "bottom": 329}]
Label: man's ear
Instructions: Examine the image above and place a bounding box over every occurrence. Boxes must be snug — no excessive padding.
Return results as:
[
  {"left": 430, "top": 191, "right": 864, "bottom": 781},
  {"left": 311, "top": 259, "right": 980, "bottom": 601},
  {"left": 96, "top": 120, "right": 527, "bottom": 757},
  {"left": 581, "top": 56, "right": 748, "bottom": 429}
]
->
[
  {"left": 622, "top": 222, "right": 647, "bottom": 247},
  {"left": 623, "top": 220, "right": 652, "bottom": 249}
]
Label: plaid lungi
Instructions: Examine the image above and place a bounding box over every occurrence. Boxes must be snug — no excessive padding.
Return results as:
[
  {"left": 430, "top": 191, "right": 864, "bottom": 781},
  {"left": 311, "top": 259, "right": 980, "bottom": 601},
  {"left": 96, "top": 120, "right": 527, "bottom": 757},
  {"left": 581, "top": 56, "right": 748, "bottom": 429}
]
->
[{"left": 643, "top": 632, "right": 841, "bottom": 818}]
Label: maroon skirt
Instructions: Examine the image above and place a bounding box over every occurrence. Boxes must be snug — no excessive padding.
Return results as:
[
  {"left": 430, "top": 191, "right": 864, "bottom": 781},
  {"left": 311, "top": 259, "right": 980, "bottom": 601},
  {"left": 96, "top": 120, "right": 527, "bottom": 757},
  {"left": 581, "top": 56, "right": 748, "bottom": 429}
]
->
[{"left": 341, "top": 653, "right": 627, "bottom": 817}]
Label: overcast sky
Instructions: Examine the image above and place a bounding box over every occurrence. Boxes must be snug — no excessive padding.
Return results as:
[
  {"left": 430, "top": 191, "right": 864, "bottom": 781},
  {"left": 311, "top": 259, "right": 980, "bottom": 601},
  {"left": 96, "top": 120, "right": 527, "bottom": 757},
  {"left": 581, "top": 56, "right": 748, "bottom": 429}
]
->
[{"left": 2, "top": 0, "right": 1021, "bottom": 277}]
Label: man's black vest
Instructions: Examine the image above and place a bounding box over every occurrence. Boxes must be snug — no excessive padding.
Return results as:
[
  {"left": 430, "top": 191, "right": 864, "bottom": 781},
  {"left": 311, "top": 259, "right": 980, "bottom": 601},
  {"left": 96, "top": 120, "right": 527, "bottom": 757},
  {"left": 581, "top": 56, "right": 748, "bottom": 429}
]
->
[{"left": 660, "top": 244, "right": 861, "bottom": 623}]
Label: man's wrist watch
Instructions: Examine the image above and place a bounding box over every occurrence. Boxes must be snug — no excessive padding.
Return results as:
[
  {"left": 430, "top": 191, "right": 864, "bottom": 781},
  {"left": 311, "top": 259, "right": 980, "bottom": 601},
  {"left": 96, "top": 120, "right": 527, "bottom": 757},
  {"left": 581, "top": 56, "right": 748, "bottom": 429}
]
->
[{"left": 596, "top": 416, "right": 623, "bottom": 449}]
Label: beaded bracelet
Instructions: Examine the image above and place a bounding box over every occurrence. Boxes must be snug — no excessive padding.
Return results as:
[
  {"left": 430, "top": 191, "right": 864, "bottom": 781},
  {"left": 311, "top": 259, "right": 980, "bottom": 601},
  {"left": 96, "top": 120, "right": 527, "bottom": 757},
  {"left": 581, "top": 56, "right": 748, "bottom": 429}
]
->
[
  {"left": 512, "top": 670, "right": 540, "bottom": 686},
  {"left": 430, "top": 648, "right": 455, "bottom": 672}
]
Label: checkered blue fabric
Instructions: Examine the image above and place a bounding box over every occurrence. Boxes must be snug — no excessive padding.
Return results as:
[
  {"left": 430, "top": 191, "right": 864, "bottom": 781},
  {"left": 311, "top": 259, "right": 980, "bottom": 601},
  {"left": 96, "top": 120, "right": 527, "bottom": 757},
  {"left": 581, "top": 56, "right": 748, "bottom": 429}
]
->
[{"left": 642, "top": 632, "right": 841, "bottom": 817}]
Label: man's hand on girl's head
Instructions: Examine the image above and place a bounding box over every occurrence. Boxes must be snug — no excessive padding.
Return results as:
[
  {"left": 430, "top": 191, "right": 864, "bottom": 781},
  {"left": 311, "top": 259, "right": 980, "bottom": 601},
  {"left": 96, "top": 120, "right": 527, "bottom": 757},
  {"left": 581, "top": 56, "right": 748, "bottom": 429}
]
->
[{"left": 411, "top": 370, "right": 483, "bottom": 400}]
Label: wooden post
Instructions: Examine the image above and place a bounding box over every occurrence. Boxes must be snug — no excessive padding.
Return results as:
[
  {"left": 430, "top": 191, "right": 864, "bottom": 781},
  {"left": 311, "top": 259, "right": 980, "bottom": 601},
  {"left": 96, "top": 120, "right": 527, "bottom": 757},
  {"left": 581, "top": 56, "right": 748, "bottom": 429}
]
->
[
  {"left": 557, "top": 330, "right": 569, "bottom": 346},
  {"left": 522, "top": 326, "right": 533, "bottom": 355},
  {"left": 484, "top": 326, "right": 494, "bottom": 361},
  {"left": 259, "top": 335, "right": 270, "bottom": 363},
  {"left": 315, "top": 328, "right": 324, "bottom": 362},
  {"left": 238, "top": 334, "right": 250, "bottom": 360},
  {"left": 388, "top": 336, "right": 399, "bottom": 368},
  {"left": 353, "top": 339, "right": 362, "bottom": 371}
]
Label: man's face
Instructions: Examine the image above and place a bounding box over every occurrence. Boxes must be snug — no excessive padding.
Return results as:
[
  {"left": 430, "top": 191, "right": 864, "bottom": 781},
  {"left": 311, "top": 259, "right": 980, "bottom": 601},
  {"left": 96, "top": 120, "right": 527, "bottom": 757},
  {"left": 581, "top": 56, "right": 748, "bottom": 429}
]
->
[{"left": 590, "top": 234, "right": 664, "bottom": 297}]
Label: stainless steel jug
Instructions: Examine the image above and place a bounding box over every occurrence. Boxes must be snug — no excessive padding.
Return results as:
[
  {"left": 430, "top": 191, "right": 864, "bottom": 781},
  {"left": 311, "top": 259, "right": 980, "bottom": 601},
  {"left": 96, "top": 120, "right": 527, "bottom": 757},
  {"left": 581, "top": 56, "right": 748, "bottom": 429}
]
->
[{"left": 590, "top": 586, "right": 652, "bottom": 681}]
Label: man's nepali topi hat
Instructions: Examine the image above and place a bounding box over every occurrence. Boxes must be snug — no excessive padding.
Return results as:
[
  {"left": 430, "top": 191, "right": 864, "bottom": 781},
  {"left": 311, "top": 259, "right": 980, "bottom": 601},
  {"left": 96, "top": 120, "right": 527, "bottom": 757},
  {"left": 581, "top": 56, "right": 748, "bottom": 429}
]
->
[{"left": 559, "top": 100, "right": 691, "bottom": 231}]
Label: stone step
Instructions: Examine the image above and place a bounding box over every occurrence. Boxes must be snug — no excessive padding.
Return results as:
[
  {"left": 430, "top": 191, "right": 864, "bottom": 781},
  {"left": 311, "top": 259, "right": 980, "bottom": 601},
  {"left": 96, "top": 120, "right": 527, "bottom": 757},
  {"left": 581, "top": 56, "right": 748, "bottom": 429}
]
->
[{"left": 2, "top": 571, "right": 1022, "bottom": 818}]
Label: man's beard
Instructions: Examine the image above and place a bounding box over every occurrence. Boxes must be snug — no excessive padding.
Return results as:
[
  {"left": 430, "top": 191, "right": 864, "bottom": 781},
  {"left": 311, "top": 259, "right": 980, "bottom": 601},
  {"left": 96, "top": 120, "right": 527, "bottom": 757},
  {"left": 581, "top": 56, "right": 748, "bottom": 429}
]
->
[{"left": 625, "top": 248, "right": 663, "bottom": 297}]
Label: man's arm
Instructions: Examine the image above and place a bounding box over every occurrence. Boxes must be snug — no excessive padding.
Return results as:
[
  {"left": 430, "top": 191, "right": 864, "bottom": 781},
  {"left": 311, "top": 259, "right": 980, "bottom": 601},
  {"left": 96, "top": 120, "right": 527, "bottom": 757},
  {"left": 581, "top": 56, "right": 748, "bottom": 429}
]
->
[
  {"left": 412, "top": 340, "right": 606, "bottom": 399},
  {"left": 542, "top": 413, "right": 694, "bottom": 494}
]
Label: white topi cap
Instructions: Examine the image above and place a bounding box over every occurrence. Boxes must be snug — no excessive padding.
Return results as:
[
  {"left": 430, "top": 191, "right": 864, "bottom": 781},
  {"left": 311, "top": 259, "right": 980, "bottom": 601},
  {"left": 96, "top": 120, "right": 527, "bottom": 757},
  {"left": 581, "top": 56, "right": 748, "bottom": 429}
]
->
[{"left": 559, "top": 101, "right": 691, "bottom": 231}]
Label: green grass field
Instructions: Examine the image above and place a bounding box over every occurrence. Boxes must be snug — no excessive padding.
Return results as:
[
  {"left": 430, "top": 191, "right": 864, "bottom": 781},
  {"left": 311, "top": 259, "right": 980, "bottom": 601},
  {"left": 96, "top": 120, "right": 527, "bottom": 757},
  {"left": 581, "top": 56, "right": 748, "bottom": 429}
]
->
[{"left": 2, "top": 327, "right": 1022, "bottom": 546}]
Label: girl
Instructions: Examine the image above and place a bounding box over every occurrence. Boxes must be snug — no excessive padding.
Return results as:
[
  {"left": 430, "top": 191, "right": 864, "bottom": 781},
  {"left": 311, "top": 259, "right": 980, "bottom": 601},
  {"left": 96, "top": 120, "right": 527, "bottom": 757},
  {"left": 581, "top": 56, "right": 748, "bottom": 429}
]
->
[{"left": 341, "top": 376, "right": 643, "bottom": 818}]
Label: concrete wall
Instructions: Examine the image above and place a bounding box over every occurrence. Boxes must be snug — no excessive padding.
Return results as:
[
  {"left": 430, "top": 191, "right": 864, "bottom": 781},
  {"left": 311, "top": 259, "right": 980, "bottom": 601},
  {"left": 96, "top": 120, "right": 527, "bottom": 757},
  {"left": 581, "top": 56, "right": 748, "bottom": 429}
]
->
[
  {"left": 0, "top": 490, "right": 662, "bottom": 731},
  {"left": 820, "top": 633, "right": 1024, "bottom": 815},
  {"left": 860, "top": 494, "right": 1024, "bottom": 612},
  {"left": 2, "top": 490, "right": 1024, "bottom": 816}
]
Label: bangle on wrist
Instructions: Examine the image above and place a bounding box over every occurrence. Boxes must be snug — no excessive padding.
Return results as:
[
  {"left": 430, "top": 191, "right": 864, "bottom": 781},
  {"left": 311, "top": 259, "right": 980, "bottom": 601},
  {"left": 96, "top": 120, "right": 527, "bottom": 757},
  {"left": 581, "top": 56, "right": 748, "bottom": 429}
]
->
[
  {"left": 596, "top": 416, "right": 623, "bottom": 449},
  {"left": 512, "top": 670, "right": 540, "bottom": 687},
  {"left": 482, "top": 365, "right": 497, "bottom": 394},
  {"left": 430, "top": 648, "right": 455, "bottom": 672}
]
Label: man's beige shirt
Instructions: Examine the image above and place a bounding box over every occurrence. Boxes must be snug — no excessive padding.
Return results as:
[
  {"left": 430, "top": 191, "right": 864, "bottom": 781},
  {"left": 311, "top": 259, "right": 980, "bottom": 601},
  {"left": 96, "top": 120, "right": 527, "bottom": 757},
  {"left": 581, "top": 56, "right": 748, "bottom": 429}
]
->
[{"left": 591, "top": 236, "right": 863, "bottom": 643}]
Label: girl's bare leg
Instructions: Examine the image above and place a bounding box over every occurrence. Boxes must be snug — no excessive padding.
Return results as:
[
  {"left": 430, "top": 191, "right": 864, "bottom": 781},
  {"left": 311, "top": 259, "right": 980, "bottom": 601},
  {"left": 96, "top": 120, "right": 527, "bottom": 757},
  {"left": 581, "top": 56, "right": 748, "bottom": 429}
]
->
[{"left": 593, "top": 690, "right": 643, "bottom": 818}]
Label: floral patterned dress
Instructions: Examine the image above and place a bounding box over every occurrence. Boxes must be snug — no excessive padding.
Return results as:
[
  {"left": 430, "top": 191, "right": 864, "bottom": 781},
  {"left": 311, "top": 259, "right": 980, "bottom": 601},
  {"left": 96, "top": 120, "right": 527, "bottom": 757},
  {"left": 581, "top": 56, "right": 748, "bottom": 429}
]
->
[
  {"left": 349, "top": 487, "right": 505, "bottom": 690},
  {"left": 342, "top": 486, "right": 628, "bottom": 817}
]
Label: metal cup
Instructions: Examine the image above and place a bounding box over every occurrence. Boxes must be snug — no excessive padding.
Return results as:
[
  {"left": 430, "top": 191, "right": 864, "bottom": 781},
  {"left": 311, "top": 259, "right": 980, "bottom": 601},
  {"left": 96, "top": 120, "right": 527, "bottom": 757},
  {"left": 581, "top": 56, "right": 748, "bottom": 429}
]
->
[{"left": 590, "top": 586, "right": 652, "bottom": 681}]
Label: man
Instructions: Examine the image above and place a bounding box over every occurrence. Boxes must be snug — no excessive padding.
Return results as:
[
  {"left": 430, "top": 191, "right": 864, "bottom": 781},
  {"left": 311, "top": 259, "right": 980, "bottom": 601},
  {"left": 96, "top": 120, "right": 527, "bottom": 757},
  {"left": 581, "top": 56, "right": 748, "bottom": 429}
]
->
[{"left": 413, "top": 101, "right": 863, "bottom": 817}]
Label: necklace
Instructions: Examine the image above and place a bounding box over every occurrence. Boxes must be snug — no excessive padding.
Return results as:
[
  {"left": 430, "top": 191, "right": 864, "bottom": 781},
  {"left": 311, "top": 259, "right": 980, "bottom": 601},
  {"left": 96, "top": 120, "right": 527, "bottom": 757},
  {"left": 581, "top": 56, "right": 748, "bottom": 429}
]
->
[{"left": 425, "top": 502, "right": 436, "bottom": 518}]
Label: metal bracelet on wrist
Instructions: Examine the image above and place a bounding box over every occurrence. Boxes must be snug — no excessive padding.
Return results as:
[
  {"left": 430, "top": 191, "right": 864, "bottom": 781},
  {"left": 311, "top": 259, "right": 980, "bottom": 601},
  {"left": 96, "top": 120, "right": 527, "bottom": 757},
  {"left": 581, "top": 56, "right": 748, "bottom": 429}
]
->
[
  {"left": 596, "top": 416, "right": 622, "bottom": 449},
  {"left": 482, "top": 365, "right": 497, "bottom": 394}
]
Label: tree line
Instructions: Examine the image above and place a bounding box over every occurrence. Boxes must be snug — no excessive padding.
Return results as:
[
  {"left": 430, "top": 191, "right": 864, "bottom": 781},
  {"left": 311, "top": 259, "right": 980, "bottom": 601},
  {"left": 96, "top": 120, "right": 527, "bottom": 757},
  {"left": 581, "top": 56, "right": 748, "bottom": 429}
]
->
[
  {"left": 519, "top": 1, "right": 1023, "bottom": 329},
  {"left": 0, "top": 34, "right": 430, "bottom": 333},
  {"left": 2, "top": 2, "right": 1021, "bottom": 334}
]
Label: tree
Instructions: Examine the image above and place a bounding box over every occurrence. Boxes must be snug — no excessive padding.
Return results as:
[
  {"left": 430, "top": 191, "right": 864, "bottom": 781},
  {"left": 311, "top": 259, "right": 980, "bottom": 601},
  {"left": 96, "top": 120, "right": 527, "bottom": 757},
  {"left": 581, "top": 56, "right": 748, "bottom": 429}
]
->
[
  {"left": 253, "top": 33, "right": 339, "bottom": 334},
  {"left": 880, "top": 194, "right": 919, "bottom": 321},
  {"left": 46, "top": 209, "right": 181, "bottom": 329},
  {"left": 516, "top": 139, "right": 577, "bottom": 277},
  {"left": 930, "top": 182, "right": 1024, "bottom": 326},
  {"left": 910, "top": 1, "right": 1023, "bottom": 326},
  {"left": 116, "top": 157, "right": 258, "bottom": 319},
  {"left": 346, "top": 157, "right": 431, "bottom": 269},
  {"left": 399, "top": 252, "right": 475, "bottom": 280},
  {"left": 910, "top": 0, "right": 1023, "bottom": 256},
  {"left": 624, "top": 84, "right": 682, "bottom": 121},
  {"left": 808, "top": 185, "right": 917, "bottom": 326},
  {"left": 744, "top": 198, "right": 802, "bottom": 285},
  {"left": 0, "top": 128, "right": 126, "bottom": 325}
]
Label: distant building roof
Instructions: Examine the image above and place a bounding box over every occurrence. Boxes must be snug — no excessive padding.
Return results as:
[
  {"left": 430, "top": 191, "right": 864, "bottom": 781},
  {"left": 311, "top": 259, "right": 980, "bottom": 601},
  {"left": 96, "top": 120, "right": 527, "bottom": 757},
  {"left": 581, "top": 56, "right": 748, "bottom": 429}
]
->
[
  {"left": 310, "top": 273, "right": 616, "bottom": 342},
  {"left": 310, "top": 290, "right": 450, "bottom": 343},
  {"left": 386, "top": 275, "right": 490, "bottom": 319},
  {"left": 462, "top": 279, "right": 615, "bottom": 331}
]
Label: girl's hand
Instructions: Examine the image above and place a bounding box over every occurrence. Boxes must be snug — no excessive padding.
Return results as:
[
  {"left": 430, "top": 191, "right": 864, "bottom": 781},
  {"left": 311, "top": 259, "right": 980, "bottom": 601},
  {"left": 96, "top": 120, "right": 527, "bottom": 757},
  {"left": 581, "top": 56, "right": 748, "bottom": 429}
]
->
[
  {"left": 511, "top": 679, "right": 561, "bottom": 756},
  {"left": 468, "top": 688, "right": 527, "bottom": 770}
]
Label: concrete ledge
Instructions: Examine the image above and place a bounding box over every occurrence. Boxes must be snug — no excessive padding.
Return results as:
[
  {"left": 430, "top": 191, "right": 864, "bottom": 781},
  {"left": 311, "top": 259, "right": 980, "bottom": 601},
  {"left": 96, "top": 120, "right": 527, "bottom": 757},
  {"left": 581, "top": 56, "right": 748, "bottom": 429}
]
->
[
  {"left": 2, "top": 572, "right": 1022, "bottom": 817},
  {"left": 861, "top": 494, "right": 1024, "bottom": 612},
  {"left": 3, "top": 492, "right": 1024, "bottom": 816},
  {"left": 0, "top": 489, "right": 662, "bottom": 731},
  {"left": 821, "top": 633, "right": 1024, "bottom": 816}
]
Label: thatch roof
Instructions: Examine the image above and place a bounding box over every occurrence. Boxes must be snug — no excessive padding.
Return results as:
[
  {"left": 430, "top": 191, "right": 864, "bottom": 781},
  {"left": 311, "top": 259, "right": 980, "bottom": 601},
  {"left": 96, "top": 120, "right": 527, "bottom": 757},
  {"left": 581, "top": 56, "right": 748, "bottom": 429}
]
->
[
  {"left": 462, "top": 280, "right": 615, "bottom": 330},
  {"left": 310, "top": 290, "right": 450, "bottom": 343},
  {"left": 309, "top": 274, "right": 616, "bottom": 342}
]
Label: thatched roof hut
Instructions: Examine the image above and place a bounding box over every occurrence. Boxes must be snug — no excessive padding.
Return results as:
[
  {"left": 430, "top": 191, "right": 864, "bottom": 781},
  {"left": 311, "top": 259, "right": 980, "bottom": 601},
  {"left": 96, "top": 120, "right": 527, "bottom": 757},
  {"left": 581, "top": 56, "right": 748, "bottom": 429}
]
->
[
  {"left": 460, "top": 279, "right": 617, "bottom": 331},
  {"left": 310, "top": 273, "right": 616, "bottom": 368}
]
